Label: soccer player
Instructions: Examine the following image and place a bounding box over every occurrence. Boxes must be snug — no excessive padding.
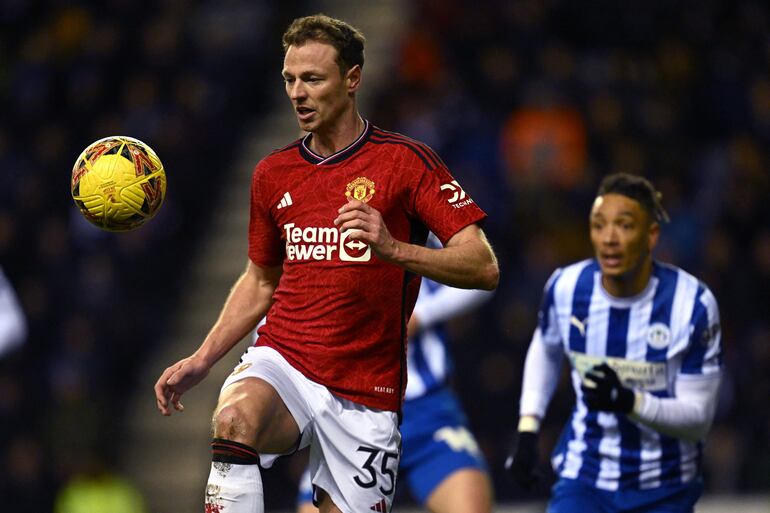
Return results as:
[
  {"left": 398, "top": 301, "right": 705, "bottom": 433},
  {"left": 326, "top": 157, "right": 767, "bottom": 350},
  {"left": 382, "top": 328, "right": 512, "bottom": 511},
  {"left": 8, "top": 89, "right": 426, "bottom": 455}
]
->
[
  {"left": 0, "top": 266, "right": 27, "bottom": 358},
  {"left": 154, "top": 14, "right": 498, "bottom": 513},
  {"left": 506, "top": 173, "right": 721, "bottom": 513},
  {"left": 295, "top": 234, "right": 495, "bottom": 513}
]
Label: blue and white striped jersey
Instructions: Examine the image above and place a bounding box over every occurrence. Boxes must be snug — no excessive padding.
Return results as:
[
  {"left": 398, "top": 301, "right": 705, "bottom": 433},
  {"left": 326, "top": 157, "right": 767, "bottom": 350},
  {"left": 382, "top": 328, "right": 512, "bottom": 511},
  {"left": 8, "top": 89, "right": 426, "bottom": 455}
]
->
[
  {"left": 406, "top": 278, "right": 451, "bottom": 400},
  {"left": 538, "top": 259, "right": 721, "bottom": 490},
  {"left": 405, "top": 278, "right": 493, "bottom": 400}
]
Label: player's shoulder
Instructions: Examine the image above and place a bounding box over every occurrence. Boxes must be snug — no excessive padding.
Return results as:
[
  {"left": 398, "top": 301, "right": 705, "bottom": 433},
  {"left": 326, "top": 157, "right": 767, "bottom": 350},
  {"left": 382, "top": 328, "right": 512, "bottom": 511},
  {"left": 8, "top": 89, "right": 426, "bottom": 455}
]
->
[
  {"left": 368, "top": 125, "right": 446, "bottom": 171},
  {"left": 546, "top": 259, "right": 598, "bottom": 290},
  {"left": 538, "top": 259, "right": 598, "bottom": 308},
  {"left": 655, "top": 261, "right": 715, "bottom": 295},
  {"left": 654, "top": 261, "right": 719, "bottom": 311}
]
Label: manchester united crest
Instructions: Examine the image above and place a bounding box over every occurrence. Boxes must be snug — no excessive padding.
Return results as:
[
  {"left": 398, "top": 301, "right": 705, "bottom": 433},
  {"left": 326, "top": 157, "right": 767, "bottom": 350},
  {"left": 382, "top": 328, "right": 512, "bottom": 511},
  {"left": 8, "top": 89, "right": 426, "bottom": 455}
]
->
[{"left": 345, "top": 177, "right": 375, "bottom": 203}]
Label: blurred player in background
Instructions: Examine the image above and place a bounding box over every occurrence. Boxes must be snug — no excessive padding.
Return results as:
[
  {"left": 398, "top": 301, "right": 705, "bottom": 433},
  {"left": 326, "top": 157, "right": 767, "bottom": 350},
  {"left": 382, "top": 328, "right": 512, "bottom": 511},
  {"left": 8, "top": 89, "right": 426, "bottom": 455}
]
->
[
  {"left": 506, "top": 173, "right": 721, "bottom": 513},
  {"left": 154, "top": 14, "right": 498, "bottom": 513},
  {"left": 0, "top": 266, "right": 27, "bottom": 358},
  {"left": 296, "top": 234, "right": 494, "bottom": 513}
]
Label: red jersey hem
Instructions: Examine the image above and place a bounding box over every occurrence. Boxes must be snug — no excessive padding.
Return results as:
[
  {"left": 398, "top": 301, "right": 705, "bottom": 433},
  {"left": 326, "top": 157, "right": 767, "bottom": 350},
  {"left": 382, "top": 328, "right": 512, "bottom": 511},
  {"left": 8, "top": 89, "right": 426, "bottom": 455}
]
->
[{"left": 254, "top": 340, "right": 400, "bottom": 412}]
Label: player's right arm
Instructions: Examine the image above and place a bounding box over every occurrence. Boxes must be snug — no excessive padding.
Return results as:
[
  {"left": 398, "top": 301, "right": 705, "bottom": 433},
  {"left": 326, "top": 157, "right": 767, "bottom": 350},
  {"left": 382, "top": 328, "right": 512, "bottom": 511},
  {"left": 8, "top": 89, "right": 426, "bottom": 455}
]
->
[{"left": 154, "top": 260, "right": 282, "bottom": 416}]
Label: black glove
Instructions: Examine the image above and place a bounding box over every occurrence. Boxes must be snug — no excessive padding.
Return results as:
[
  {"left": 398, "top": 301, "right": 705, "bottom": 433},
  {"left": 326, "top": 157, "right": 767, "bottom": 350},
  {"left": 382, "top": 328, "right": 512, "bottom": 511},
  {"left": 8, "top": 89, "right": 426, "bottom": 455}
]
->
[
  {"left": 504, "top": 431, "right": 540, "bottom": 491},
  {"left": 581, "top": 363, "right": 635, "bottom": 414}
]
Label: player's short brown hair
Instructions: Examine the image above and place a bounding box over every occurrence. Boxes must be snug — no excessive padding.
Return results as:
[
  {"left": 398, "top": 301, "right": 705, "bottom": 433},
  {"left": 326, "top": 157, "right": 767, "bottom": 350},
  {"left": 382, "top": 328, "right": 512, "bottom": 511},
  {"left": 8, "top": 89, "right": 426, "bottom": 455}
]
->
[
  {"left": 282, "top": 14, "right": 365, "bottom": 74},
  {"left": 597, "top": 172, "right": 670, "bottom": 223}
]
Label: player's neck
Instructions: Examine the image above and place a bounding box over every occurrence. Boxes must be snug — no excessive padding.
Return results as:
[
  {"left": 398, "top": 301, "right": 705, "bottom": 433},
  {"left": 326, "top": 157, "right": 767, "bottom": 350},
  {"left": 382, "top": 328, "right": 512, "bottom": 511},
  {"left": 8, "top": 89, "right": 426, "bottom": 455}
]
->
[
  {"left": 602, "top": 262, "right": 653, "bottom": 298},
  {"left": 308, "top": 111, "right": 364, "bottom": 157}
]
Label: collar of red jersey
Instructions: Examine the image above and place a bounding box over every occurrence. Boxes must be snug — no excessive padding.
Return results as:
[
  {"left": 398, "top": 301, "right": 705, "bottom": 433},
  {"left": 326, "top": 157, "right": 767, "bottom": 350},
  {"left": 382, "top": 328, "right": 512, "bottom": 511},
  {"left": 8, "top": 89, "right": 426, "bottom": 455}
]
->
[{"left": 299, "top": 119, "right": 372, "bottom": 166}]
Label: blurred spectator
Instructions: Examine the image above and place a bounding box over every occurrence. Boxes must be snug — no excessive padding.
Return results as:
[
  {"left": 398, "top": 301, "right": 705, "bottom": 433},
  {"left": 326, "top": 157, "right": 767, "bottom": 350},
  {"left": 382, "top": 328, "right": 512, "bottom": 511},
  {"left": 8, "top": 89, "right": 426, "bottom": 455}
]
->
[{"left": 500, "top": 96, "right": 587, "bottom": 190}]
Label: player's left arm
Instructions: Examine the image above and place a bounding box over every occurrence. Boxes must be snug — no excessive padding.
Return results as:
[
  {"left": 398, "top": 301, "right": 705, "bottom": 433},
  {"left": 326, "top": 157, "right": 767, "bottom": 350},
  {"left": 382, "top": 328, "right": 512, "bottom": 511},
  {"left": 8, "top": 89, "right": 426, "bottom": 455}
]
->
[
  {"left": 629, "top": 374, "right": 721, "bottom": 442},
  {"left": 335, "top": 201, "right": 498, "bottom": 290},
  {"left": 630, "top": 287, "right": 722, "bottom": 441},
  {"left": 585, "top": 287, "right": 722, "bottom": 442}
]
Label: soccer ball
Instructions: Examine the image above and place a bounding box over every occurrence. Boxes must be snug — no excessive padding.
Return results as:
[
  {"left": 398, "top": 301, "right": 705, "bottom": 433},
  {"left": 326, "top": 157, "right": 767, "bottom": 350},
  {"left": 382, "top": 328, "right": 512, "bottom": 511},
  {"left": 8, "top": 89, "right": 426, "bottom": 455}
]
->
[{"left": 71, "top": 136, "right": 167, "bottom": 231}]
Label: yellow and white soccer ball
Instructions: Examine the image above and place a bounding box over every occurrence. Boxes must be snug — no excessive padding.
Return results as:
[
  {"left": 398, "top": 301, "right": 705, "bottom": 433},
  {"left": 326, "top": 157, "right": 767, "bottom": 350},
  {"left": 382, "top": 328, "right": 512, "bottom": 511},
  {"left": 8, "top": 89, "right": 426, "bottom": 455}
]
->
[{"left": 71, "top": 136, "right": 166, "bottom": 231}]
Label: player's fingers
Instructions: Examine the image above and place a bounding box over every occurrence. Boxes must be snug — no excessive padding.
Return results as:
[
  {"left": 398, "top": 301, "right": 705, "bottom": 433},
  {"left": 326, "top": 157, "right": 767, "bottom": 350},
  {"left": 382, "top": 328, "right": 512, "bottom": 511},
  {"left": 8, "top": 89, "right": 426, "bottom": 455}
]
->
[
  {"left": 338, "top": 199, "right": 369, "bottom": 213},
  {"left": 338, "top": 219, "right": 370, "bottom": 235},
  {"left": 154, "top": 373, "right": 172, "bottom": 404},
  {"left": 166, "top": 369, "right": 181, "bottom": 387},
  {"left": 156, "top": 397, "right": 170, "bottom": 416},
  {"left": 334, "top": 210, "right": 369, "bottom": 228},
  {"left": 342, "top": 229, "right": 368, "bottom": 242},
  {"left": 166, "top": 360, "right": 190, "bottom": 387},
  {"left": 170, "top": 392, "right": 185, "bottom": 412},
  {"left": 584, "top": 371, "right": 603, "bottom": 384}
]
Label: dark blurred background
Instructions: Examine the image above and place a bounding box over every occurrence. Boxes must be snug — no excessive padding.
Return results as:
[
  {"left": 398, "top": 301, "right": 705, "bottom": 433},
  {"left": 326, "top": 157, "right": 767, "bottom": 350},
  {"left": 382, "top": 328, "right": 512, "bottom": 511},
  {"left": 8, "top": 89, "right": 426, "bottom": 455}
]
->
[{"left": 1, "top": 0, "right": 768, "bottom": 511}]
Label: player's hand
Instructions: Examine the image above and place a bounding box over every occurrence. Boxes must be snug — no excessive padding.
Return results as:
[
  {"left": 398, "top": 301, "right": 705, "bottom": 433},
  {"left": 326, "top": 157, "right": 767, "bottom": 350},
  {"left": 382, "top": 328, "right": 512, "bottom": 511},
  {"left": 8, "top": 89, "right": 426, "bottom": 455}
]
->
[
  {"left": 334, "top": 200, "right": 398, "bottom": 260},
  {"left": 154, "top": 355, "right": 211, "bottom": 416},
  {"left": 581, "top": 363, "right": 635, "bottom": 414},
  {"left": 505, "top": 431, "right": 540, "bottom": 491}
]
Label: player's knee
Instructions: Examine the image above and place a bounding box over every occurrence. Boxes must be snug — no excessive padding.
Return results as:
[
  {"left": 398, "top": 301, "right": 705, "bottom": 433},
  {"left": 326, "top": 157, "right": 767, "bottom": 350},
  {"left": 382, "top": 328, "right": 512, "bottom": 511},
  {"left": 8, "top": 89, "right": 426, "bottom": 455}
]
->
[{"left": 212, "top": 403, "right": 259, "bottom": 445}]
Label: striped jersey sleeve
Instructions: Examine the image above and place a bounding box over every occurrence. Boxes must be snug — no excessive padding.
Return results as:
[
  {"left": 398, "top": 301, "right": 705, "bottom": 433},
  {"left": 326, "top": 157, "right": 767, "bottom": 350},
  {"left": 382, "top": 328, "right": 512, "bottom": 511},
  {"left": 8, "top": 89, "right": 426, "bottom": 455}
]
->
[
  {"left": 538, "top": 267, "right": 564, "bottom": 346},
  {"left": 680, "top": 285, "right": 721, "bottom": 377}
]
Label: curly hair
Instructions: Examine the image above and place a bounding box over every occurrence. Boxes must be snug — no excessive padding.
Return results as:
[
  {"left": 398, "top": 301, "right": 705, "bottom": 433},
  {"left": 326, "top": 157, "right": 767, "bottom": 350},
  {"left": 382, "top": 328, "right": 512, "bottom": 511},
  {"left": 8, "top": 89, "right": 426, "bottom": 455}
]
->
[{"left": 597, "top": 172, "right": 670, "bottom": 223}]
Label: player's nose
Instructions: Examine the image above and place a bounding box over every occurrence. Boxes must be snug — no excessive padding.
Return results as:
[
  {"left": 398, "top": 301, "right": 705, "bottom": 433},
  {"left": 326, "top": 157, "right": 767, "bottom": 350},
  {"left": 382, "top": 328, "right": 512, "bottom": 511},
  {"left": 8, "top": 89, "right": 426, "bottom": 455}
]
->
[
  {"left": 602, "top": 226, "right": 619, "bottom": 245},
  {"left": 288, "top": 81, "right": 307, "bottom": 100}
]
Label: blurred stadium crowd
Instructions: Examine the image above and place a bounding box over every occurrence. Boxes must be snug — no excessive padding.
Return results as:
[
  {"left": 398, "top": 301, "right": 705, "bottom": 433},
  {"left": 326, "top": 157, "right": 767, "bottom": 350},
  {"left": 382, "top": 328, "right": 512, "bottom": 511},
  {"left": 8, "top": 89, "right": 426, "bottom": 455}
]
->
[{"left": 0, "top": 0, "right": 768, "bottom": 510}]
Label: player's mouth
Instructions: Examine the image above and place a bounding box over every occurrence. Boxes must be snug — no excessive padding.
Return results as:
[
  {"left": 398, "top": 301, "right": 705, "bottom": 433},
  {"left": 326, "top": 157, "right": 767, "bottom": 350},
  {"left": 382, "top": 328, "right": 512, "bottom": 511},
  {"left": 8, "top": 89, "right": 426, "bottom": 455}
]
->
[
  {"left": 296, "top": 106, "right": 315, "bottom": 121},
  {"left": 600, "top": 253, "right": 623, "bottom": 268}
]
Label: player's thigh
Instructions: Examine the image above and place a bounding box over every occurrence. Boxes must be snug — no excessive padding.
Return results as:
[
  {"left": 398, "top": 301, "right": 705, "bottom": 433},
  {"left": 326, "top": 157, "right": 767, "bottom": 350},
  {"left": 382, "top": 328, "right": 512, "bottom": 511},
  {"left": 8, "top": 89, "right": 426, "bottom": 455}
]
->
[
  {"left": 297, "top": 504, "right": 318, "bottom": 513},
  {"left": 425, "top": 468, "right": 493, "bottom": 513},
  {"left": 213, "top": 376, "right": 300, "bottom": 453},
  {"left": 310, "top": 397, "right": 400, "bottom": 513},
  {"left": 316, "top": 489, "right": 343, "bottom": 513}
]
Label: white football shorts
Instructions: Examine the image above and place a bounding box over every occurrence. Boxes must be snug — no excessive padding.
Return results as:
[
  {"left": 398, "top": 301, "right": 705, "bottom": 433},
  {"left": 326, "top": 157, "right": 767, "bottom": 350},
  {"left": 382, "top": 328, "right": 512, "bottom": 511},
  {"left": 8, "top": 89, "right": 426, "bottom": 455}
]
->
[{"left": 221, "top": 345, "right": 401, "bottom": 513}]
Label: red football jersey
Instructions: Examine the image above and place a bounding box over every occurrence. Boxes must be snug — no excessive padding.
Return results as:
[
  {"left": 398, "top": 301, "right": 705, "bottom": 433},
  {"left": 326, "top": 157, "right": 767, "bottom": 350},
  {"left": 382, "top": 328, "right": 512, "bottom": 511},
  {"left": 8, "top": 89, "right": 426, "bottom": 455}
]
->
[{"left": 249, "top": 121, "right": 486, "bottom": 411}]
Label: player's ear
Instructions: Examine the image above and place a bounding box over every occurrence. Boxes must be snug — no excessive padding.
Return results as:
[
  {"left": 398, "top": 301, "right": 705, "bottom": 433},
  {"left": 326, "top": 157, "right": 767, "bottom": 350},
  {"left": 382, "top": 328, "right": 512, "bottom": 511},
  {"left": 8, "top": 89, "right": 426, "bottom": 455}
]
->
[{"left": 346, "top": 64, "right": 361, "bottom": 93}]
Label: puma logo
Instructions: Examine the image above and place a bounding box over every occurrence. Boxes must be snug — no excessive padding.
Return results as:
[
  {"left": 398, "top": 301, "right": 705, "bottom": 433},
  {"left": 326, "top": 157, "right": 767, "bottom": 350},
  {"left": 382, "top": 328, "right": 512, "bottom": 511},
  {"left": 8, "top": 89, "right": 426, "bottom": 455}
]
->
[{"left": 570, "top": 315, "right": 588, "bottom": 337}]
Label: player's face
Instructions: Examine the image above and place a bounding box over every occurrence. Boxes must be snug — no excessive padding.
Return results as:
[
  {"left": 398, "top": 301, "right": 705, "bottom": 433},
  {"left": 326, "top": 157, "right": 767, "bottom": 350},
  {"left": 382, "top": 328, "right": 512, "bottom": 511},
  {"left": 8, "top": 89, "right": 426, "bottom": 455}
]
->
[
  {"left": 282, "top": 41, "right": 360, "bottom": 134},
  {"left": 590, "top": 193, "right": 659, "bottom": 293}
]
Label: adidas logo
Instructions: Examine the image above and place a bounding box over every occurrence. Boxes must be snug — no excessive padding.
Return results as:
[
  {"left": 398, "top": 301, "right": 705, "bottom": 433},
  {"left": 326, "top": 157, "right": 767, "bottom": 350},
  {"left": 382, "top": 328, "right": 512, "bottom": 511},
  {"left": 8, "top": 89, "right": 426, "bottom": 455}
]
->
[
  {"left": 277, "top": 191, "right": 293, "bottom": 209},
  {"left": 369, "top": 498, "right": 387, "bottom": 512}
]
